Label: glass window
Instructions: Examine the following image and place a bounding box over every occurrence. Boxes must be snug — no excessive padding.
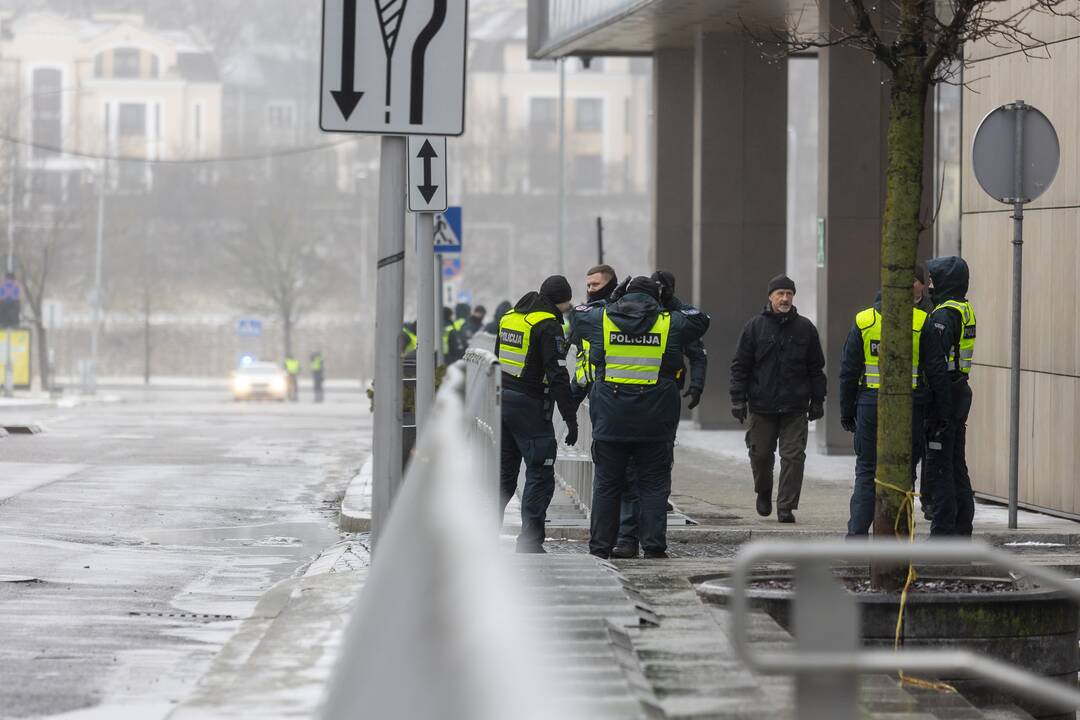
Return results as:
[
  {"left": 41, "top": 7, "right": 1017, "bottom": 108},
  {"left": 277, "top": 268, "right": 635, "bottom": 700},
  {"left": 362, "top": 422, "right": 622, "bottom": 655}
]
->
[
  {"left": 530, "top": 97, "right": 557, "bottom": 132},
  {"left": 574, "top": 98, "right": 602, "bottom": 133},
  {"left": 31, "top": 68, "right": 62, "bottom": 151},
  {"left": 118, "top": 103, "right": 146, "bottom": 137},
  {"left": 113, "top": 48, "right": 141, "bottom": 78}
]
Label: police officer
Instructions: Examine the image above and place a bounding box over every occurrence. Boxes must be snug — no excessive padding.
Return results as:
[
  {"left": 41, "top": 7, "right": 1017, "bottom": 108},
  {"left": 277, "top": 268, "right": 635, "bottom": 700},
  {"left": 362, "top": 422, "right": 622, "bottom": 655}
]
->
[
  {"left": 400, "top": 321, "right": 418, "bottom": 359},
  {"left": 284, "top": 355, "right": 300, "bottom": 402},
  {"left": 611, "top": 270, "right": 707, "bottom": 558},
  {"left": 568, "top": 264, "right": 619, "bottom": 393},
  {"left": 442, "top": 307, "right": 466, "bottom": 363},
  {"left": 496, "top": 276, "right": 578, "bottom": 553},
  {"left": 839, "top": 283, "right": 950, "bottom": 536},
  {"left": 484, "top": 300, "right": 512, "bottom": 335},
  {"left": 575, "top": 276, "right": 710, "bottom": 559},
  {"left": 925, "top": 256, "right": 976, "bottom": 536},
  {"left": 310, "top": 351, "right": 325, "bottom": 403}
]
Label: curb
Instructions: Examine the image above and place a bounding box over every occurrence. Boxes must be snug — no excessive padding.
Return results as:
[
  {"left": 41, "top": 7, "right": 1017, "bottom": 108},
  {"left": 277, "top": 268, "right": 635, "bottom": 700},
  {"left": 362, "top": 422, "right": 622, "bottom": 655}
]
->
[{"left": 339, "top": 456, "right": 372, "bottom": 533}]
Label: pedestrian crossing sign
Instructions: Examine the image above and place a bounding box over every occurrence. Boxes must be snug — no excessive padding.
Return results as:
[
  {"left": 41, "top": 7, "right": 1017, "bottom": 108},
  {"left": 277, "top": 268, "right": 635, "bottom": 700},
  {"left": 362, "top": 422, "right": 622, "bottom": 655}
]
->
[{"left": 434, "top": 206, "right": 462, "bottom": 253}]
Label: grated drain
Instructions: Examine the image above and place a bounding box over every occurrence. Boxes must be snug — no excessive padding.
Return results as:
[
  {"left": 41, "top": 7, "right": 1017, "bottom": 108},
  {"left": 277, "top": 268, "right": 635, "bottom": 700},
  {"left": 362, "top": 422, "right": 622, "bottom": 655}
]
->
[{"left": 129, "top": 611, "right": 236, "bottom": 622}]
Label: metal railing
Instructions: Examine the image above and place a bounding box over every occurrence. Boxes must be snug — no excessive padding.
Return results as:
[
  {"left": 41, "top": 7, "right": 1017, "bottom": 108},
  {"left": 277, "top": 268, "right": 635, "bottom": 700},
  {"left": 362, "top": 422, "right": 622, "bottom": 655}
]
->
[
  {"left": 730, "top": 540, "right": 1080, "bottom": 720},
  {"left": 463, "top": 348, "right": 501, "bottom": 499},
  {"left": 552, "top": 397, "right": 593, "bottom": 515},
  {"left": 323, "top": 360, "right": 575, "bottom": 720}
]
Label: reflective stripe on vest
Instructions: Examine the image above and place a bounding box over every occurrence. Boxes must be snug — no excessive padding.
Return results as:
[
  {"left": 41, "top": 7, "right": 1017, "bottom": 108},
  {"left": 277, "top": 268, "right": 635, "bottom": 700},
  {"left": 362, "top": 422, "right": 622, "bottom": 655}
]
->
[
  {"left": 856, "top": 307, "right": 927, "bottom": 389},
  {"left": 935, "top": 299, "right": 976, "bottom": 374},
  {"left": 602, "top": 310, "right": 671, "bottom": 385},
  {"left": 575, "top": 339, "right": 593, "bottom": 385},
  {"left": 402, "top": 327, "right": 417, "bottom": 354},
  {"left": 498, "top": 310, "right": 556, "bottom": 378}
]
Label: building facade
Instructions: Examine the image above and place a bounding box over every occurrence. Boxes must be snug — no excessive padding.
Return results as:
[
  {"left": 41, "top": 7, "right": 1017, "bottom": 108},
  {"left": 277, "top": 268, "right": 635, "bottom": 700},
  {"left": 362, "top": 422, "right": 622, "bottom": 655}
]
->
[{"left": 528, "top": 0, "right": 1080, "bottom": 518}]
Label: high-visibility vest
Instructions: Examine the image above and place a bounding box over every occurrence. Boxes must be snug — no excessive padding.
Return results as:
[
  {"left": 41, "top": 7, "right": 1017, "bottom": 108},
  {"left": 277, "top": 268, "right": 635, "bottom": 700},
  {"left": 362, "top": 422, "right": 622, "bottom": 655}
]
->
[
  {"left": 311, "top": 355, "right": 323, "bottom": 372},
  {"left": 453, "top": 318, "right": 467, "bottom": 332},
  {"left": 441, "top": 324, "right": 452, "bottom": 355},
  {"left": 498, "top": 310, "right": 556, "bottom": 378},
  {"left": 602, "top": 310, "right": 671, "bottom": 385},
  {"left": 935, "top": 299, "right": 976, "bottom": 375},
  {"left": 285, "top": 358, "right": 300, "bottom": 375},
  {"left": 401, "top": 327, "right": 417, "bottom": 354},
  {"left": 575, "top": 339, "right": 593, "bottom": 385},
  {"left": 857, "top": 307, "right": 927, "bottom": 389}
]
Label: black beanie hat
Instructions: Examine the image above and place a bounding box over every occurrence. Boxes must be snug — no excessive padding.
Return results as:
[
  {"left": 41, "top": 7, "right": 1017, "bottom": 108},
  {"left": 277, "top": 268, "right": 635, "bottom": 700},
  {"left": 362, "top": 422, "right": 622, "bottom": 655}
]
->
[
  {"left": 539, "top": 275, "right": 572, "bottom": 304},
  {"left": 627, "top": 276, "right": 662, "bottom": 300},
  {"left": 767, "top": 274, "right": 796, "bottom": 295}
]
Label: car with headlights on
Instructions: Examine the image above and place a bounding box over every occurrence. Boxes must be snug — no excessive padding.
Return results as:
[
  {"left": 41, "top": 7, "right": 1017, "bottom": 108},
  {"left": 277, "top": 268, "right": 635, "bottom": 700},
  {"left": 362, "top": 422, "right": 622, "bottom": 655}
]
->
[{"left": 230, "top": 361, "right": 288, "bottom": 401}]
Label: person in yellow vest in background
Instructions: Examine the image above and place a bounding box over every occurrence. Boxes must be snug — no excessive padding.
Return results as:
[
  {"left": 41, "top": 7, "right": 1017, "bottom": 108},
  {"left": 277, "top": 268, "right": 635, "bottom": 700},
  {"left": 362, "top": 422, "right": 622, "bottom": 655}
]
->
[
  {"left": 838, "top": 269, "right": 951, "bottom": 537},
  {"left": 495, "top": 276, "right": 578, "bottom": 553},
  {"left": 284, "top": 355, "right": 300, "bottom": 402},
  {"left": 925, "top": 257, "right": 976, "bottom": 536},
  {"left": 400, "top": 322, "right": 418, "bottom": 359},
  {"left": 573, "top": 276, "right": 710, "bottom": 559},
  {"left": 310, "top": 351, "right": 325, "bottom": 404}
]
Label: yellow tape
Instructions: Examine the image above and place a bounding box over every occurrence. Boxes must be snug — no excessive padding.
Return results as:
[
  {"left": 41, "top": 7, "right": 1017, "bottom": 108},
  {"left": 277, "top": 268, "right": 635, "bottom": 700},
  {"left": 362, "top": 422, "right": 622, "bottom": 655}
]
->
[{"left": 873, "top": 478, "right": 958, "bottom": 695}]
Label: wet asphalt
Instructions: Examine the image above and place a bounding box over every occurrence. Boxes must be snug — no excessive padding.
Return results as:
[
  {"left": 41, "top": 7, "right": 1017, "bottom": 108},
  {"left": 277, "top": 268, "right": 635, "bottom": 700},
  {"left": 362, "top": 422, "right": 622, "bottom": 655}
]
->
[{"left": 0, "top": 389, "right": 370, "bottom": 718}]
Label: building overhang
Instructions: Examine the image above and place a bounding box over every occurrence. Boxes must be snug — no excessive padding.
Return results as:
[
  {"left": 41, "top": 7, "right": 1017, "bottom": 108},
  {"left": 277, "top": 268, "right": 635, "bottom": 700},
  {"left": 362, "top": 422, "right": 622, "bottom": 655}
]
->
[{"left": 527, "top": 0, "right": 817, "bottom": 59}]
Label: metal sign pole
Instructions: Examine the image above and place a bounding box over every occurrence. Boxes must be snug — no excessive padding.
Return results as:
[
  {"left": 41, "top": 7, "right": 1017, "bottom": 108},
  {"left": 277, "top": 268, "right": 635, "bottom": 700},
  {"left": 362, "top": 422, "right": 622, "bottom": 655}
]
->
[
  {"left": 372, "top": 136, "right": 406, "bottom": 549},
  {"left": 1007, "top": 101, "right": 1027, "bottom": 530},
  {"left": 435, "top": 252, "right": 445, "bottom": 365},
  {"left": 416, "top": 212, "right": 435, "bottom": 429}
]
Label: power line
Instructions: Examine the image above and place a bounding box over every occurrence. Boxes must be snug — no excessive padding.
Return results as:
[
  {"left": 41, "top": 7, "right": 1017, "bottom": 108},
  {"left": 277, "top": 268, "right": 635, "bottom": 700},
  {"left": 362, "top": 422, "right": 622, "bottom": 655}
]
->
[{"left": 0, "top": 133, "right": 366, "bottom": 164}]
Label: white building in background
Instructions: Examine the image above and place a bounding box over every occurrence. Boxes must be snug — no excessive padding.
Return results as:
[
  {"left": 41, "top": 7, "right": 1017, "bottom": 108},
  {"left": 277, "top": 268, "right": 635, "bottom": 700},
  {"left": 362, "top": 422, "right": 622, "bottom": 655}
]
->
[{"left": 0, "top": 11, "right": 223, "bottom": 198}]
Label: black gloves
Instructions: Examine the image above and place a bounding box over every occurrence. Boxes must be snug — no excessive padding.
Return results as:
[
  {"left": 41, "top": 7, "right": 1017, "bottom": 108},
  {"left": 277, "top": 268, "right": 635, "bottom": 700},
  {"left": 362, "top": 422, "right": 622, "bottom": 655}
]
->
[
  {"left": 841, "top": 416, "right": 857, "bottom": 433},
  {"left": 609, "top": 275, "right": 632, "bottom": 303},
  {"left": 808, "top": 400, "right": 825, "bottom": 422},
  {"left": 564, "top": 423, "right": 579, "bottom": 447},
  {"left": 731, "top": 402, "right": 748, "bottom": 424},
  {"left": 684, "top": 388, "right": 702, "bottom": 410}
]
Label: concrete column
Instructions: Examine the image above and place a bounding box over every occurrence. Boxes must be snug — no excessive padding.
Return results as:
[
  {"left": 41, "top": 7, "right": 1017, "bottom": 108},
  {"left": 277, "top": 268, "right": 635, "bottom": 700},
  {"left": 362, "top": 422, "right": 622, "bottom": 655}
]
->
[
  {"left": 692, "top": 31, "right": 787, "bottom": 429},
  {"left": 651, "top": 48, "right": 694, "bottom": 292}
]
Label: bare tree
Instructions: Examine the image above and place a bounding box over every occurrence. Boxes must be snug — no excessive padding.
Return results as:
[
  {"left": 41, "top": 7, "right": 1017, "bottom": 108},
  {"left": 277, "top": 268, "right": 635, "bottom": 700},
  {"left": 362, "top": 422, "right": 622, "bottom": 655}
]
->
[{"left": 743, "top": 1, "right": 1080, "bottom": 588}]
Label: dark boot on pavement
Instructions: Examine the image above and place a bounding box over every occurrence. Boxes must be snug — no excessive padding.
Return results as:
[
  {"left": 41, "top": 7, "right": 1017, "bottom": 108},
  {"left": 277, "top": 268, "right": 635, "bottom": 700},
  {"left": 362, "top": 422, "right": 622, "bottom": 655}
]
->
[
  {"left": 610, "top": 544, "right": 639, "bottom": 559},
  {"left": 777, "top": 509, "right": 795, "bottom": 523},
  {"left": 756, "top": 493, "right": 772, "bottom": 517},
  {"left": 516, "top": 544, "right": 546, "bottom": 554},
  {"left": 643, "top": 550, "right": 669, "bottom": 559}
]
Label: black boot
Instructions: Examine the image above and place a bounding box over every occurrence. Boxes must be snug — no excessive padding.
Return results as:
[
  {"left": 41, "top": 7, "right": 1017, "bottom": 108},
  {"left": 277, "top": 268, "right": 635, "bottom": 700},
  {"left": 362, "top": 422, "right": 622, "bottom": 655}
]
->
[{"left": 756, "top": 493, "right": 772, "bottom": 517}]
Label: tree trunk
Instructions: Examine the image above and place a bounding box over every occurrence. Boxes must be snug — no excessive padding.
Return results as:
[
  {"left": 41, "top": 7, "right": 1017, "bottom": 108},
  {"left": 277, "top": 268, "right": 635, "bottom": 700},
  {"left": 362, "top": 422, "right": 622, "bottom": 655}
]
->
[
  {"left": 872, "top": 58, "right": 929, "bottom": 590},
  {"left": 283, "top": 311, "right": 292, "bottom": 360},
  {"left": 35, "top": 320, "right": 48, "bottom": 393}
]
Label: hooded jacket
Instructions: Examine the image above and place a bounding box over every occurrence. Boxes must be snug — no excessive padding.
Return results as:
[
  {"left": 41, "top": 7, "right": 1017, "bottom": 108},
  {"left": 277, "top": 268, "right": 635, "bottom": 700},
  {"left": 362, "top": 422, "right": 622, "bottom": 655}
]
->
[
  {"left": 495, "top": 291, "right": 576, "bottom": 427},
  {"left": 927, "top": 256, "right": 972, "bottom": 382},
  {"left": 484, "top": 301, "right": 513, "bottom": 335},
  {"left": 730, "top": 303, "right": 826, "bottom": 414},
  {"left": 838, "top": 293, "right": 951, "bottom": 419},
  {"left": 574, "top": 292, "right": 710, "bottom": 442}
]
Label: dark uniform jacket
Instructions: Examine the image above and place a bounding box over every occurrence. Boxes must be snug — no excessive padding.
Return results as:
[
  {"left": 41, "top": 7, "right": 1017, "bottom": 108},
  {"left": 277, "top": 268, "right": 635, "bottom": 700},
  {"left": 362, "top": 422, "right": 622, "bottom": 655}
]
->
[
  {"left": 838, "top": 294, "right": 951, "bottom": 420},
  {"left": 730, "top": 305, "right": 826, "bottom": 415},
  {"left": 574, "top": 292, "right": 710, "bottom": 443},
  {"left": 483, "top": 301, "right": 512, "bottom": 335},
  {"left": 495, "top": 292, "right": 577, "bottom": 427},
  {"left": 927, "top": 256, "right": 971, "bottom": 384}
]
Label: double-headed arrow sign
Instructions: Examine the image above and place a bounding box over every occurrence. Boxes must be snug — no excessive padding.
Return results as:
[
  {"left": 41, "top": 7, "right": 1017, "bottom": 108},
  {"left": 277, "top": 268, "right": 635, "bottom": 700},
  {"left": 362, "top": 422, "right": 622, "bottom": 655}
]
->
[{"left": 407, "top": 136, "right": 447, "bottom": 212}]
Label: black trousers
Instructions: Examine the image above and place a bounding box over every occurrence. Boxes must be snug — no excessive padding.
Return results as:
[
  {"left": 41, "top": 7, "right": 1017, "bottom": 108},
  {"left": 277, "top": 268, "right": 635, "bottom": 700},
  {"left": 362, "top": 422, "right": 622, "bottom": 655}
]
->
[
  {"left": 590, "top": 440, "right": 673, "bottom": 557},
  {"left": 927, "top": 381, "right": 974, "bottom": 536},
  {"left": 499, "top": 389, "right": 557, "bottom": 549}
]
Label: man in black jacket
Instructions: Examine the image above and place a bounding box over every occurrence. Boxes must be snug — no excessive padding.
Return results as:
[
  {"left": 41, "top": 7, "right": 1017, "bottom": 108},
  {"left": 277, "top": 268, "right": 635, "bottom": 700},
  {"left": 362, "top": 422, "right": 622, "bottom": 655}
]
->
[
  {"left": 495, "top": 276, "right": 578, "bottom": 553},
  {"left": 730, "top": 275, "right": 826, "bottom": 523}
]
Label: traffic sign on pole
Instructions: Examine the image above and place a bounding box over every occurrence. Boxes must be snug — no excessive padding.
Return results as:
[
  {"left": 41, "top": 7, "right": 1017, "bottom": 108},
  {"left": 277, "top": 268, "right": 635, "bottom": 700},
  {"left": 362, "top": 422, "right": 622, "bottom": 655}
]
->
[
  {"left": 434, "top": 206, "right": 462, "bottom": 253},
  {"left": 320, "top": 0, "right": 468, "bottom": 136},
  {"left": 237, "top": 318, "right": 263, "bottom": 338},
  {"left": 408, "top": 136, "right": 447, "bottom": 212}
]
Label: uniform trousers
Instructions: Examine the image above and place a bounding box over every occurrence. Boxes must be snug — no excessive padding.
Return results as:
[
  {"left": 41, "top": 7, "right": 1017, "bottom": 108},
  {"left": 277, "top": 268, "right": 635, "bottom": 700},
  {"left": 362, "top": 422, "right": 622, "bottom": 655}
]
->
[
  {"left": 499, "top": 389, "right": 558, "bottom": 550},
  {"left": 590, "top": 440, "right": 673, "bottom": 557}
]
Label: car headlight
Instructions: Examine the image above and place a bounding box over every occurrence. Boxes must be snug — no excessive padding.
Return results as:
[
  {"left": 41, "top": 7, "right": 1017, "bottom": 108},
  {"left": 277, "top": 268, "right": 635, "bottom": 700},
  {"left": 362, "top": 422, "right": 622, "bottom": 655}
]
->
[
  {"left": 270, "top": 376, "right": 287, "bottom": 392},
  {"left": 233, "top": 377, "right": 252, "bottom": 393}
]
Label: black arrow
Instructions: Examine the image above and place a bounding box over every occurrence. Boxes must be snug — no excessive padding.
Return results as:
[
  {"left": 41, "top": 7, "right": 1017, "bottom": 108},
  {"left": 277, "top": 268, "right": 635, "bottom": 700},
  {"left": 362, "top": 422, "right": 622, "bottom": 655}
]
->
[
  {"left": 331, "top": 0, "right": 364, "bottom": 120},
  {"left": 416, "top": 140, "right": 439, "bottom": 203}
]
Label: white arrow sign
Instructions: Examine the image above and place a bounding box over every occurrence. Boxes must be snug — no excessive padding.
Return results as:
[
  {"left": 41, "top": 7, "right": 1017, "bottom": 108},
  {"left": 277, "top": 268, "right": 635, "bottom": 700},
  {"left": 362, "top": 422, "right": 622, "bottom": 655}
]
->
[
  {"left": 319, "top": 0, "right": 468, "bottom": 136},
  {"left": 408, "top": 136, "right": 447, "bottom": 212}
]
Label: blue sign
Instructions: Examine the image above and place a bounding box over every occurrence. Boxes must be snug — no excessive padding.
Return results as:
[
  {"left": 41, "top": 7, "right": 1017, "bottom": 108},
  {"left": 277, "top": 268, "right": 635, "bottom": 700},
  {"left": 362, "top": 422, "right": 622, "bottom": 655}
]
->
[
  {"left": 434, "top": 206, "right": 462, "bottom": 254},
  {"left": 0, "top": 279, "right": 19, "bottom": 302},
  {"left": 237, "top": 319, "right": 263, "bottom": 337}
]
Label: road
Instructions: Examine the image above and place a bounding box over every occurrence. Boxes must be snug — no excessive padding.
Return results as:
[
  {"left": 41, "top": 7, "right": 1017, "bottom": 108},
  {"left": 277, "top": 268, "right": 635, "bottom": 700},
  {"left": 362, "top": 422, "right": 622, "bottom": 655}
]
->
[{"left": 0, "top": 389, "right": 371, "bottom": 719}]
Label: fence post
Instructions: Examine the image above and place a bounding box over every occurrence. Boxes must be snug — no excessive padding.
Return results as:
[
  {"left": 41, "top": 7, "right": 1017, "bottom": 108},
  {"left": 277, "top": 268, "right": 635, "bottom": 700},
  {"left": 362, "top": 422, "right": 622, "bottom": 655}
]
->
[{"left": 793, "top": 560, "right": 859, "bottom": 720}]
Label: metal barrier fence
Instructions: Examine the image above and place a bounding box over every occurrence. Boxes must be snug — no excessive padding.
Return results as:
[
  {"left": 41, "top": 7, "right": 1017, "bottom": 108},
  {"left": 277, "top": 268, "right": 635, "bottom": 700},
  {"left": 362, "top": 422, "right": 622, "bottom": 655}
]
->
[
  {"left": 552, "top": 398, "right": 594, "bottom": 516},
  {"left": 730, "top": 540, "right": 1080, "bottom": 720},
  {"left": 463, "top": 348, "right": 501, "bottom": 499},
  {"left": 323, "top": 360, "right": 573, "bottom": 720}
]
